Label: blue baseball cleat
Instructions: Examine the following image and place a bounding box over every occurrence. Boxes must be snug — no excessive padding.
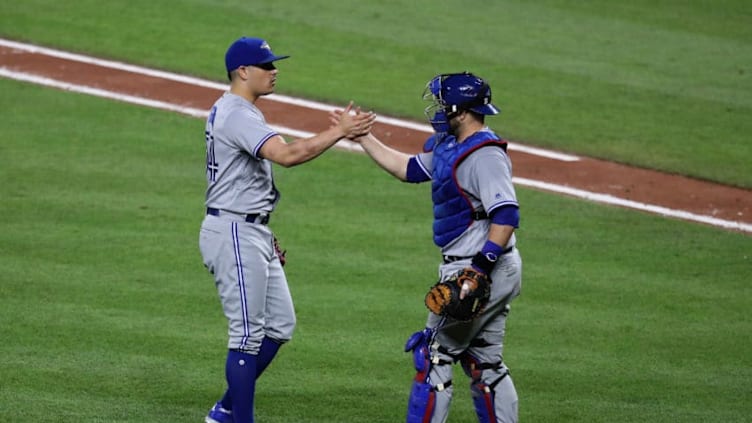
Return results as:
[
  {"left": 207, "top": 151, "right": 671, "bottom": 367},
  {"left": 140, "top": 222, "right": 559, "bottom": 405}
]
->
[{"left": 205, "top": 401, "right": 232, "bottom": 423}]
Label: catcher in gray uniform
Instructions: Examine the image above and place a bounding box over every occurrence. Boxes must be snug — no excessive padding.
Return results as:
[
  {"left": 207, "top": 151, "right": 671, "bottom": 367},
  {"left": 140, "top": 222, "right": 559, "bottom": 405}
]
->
[
  {"left": 353, "top": 72, "right": 522, "bottom": 423},
  {"left": 199, "top": 36, "right": 375, "bottom": 423}
]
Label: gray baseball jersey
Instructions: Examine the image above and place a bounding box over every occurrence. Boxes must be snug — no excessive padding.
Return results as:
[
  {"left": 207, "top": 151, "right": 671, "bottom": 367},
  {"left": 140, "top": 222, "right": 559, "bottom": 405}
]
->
[
  {"left": 415, "top": 143, "right": 518, "bottom": 257},
  {"left": 204, "top": 93, "right": 280, "bottom": 214},
  {"left": 199, "top": 92, "right": 295, "bottom": 354}
]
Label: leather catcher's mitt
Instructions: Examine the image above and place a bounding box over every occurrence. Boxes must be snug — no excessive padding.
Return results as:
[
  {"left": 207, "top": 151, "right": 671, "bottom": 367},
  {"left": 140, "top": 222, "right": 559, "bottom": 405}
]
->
[
  {"left": 273, "top": 236, "right": 286, "bottom": 266},
  {"left": 424, "top": 268, "right": 491, "bottom": 321}
]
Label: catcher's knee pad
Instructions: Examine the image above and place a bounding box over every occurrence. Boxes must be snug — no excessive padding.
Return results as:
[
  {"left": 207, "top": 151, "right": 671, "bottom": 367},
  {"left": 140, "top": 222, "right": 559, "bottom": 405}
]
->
[
  {"left": 461, "top": 355, "right": 511, "bottom": 423},
  {"left": 404, "top": 329, "right": 454, "bottom": 423}
]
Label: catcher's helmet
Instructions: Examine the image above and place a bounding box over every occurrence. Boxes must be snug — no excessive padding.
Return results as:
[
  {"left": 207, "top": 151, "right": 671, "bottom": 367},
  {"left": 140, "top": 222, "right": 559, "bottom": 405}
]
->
[{"left": 423, "top": 72, "right": 500, "bottom": 133}]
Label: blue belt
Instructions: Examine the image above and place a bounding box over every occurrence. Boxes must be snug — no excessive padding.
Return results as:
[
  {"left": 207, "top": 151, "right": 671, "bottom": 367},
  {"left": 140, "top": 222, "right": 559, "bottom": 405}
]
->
[
  {"left": 206, "top": 207, "right": 270, "bottom": 225},
  {"left": 442, "top": 246, "right": 514, "bottom": 264}
]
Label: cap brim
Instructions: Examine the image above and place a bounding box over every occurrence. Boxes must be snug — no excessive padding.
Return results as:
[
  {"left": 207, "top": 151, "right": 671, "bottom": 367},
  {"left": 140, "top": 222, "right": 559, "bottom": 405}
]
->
[
  {"left": 259, "top": 55, "right": 290, "bottom": 64},
  {"left": 470, "top": 104, "right": 500, "bottom": 115}
]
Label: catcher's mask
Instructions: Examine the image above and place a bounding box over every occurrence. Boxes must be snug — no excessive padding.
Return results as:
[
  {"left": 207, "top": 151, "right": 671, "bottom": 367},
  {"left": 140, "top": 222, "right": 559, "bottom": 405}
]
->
[{"left": 422, "top": 72, "right": 500, "bottom": 133}]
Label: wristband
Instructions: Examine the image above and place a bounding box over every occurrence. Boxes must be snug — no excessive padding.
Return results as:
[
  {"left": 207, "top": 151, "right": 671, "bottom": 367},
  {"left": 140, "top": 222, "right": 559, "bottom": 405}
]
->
[
  {"left": 471, "top": 240, "right": 504, "bottom": 274},
  {"left": 470, "top": 241, "right": 498, "bottom": 274},
  {"left": 481, "top": 240, "right": 504, "bottom": 261},
  {"left": 470, "top": 253, "right": 494, "bottom": 275}
]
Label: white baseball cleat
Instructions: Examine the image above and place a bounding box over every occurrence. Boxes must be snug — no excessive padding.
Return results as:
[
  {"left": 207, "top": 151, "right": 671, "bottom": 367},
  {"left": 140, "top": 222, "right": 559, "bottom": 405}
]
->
[{"left": 205, "top": 401, "right": 232, "bottom": 423}]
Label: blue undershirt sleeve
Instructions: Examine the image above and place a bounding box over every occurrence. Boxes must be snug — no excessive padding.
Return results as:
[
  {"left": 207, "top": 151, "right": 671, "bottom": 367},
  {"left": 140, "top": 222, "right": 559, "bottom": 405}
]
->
[
  {"left": 406, "top": 157, "right": 431, "bottom": 183},
  {"left": 490, "top": 204, "right": 520, "bottom": 228}
]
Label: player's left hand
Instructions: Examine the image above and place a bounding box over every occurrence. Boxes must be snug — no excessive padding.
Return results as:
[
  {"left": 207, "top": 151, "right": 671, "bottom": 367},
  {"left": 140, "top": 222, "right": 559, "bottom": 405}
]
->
[{"left": 424, "top": 268, "right": 491, "bottom": 321}]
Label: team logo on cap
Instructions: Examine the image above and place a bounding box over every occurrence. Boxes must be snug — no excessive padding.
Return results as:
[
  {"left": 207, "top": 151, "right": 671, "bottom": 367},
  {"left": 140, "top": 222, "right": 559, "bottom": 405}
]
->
[
  {"left": 260, "top": 41, "right": 272, "bottom": 51},
  {"left": 458, "top": 85, "right": 475, "bottom": 98}
]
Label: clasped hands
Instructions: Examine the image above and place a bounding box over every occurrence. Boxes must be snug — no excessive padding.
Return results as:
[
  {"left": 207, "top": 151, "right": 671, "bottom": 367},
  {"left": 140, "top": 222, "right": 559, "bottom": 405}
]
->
[{"left": 330, "top": 101, "right": 376, "bottom": 140}]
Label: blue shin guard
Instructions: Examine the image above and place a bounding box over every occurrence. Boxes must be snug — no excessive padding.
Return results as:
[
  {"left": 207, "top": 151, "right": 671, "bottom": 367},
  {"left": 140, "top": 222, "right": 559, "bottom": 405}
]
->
[
  {"left": 470, "top": 383, "right": 496, "bottom": 423},
  {"left": 404, "top": 329, "right": 454, "bottom": 423},
  {"left": 405, "top": 329, "right": 434, "bottom": 423},
  {"left": 462, "top": 354, "right": 505, "bottom": 423},
  {"left": 407, "top": 379, "right": 436, "bottom": 423}
]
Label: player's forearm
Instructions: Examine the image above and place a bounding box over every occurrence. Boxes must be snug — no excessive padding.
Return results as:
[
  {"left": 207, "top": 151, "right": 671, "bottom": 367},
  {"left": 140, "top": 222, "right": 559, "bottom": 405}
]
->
[
  {"left": 488, "top": 223, "right": 515, "bottom": 248},
  {"left": 359, "top": 133, "right": 409, "bottom": 181},
  {"left": 279, "top": 127, "right": 345, "bottom": 167}
]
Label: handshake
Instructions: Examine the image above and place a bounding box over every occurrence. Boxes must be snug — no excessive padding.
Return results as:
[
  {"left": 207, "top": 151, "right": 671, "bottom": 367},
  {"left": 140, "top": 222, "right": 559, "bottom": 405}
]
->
[{"left": 329, "top": 101, "right": 377, "bottom": 140}]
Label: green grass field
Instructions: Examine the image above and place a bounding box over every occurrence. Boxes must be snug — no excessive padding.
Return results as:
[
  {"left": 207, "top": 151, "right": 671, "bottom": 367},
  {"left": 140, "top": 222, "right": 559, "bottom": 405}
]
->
[
  {"left": 1, "top": 1, "right": 751, "bottom": 422},
  {"left": 2, "top": 0, "right": 751, "bottom": 187}
]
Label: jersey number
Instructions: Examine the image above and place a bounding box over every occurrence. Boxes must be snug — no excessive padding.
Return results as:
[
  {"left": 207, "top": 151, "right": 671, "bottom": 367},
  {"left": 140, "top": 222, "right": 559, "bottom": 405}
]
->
[{"left": 205, "top": 106, "right": 219, "bottom": 183}]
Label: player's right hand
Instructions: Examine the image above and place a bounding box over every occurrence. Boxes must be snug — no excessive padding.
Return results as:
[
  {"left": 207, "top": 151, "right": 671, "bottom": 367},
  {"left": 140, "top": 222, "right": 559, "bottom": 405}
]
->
[{"left": 330, "top": 102, "right": 376, "bottom": 139}]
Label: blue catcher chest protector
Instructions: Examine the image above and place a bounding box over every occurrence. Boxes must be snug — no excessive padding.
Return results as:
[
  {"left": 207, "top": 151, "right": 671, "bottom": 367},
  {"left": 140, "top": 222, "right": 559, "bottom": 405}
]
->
[{"left": 430, "top": 131, "right": 507, "bottom": 247}]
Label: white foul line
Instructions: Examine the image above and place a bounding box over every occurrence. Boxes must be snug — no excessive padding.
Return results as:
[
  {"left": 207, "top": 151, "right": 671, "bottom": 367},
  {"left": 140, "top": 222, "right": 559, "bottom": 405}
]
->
[
  {"left": 0, "top": 38, "right": 578, "bottom": 162},
  {"left": 514, "top": 178, "right": 751, "bottom": 233},
  {"left": 0, "top": 40, "right": 749, "bottom": 233},
  {"left": 0, "top": 68, "right": 362, "bottom": 153}
]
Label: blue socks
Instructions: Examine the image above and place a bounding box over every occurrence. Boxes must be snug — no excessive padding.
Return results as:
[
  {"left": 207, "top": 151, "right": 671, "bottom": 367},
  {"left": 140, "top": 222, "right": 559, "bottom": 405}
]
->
[
  {"left": 225, "top": 349, "right": 257, "bottom": 423},
  {"left": 256, "top": 336, "right": 282, "bottom": 376},
  {"left": 218, "top": 337, "right": 283, "bottom": 418}
]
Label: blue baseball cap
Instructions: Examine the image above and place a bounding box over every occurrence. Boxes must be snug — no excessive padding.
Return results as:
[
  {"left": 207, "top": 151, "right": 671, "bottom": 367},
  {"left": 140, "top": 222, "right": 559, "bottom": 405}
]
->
[{"left": 225, "top": 37, "right": 290, "bottom": 73}]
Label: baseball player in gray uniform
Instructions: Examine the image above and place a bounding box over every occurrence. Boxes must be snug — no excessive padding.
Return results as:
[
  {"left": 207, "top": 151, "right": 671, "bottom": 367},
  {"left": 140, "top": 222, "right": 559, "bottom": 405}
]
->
[
  {"left": 352, "top": 72, "right": 522, "bottom": 422},
  {"left": 200, "top": 36, "right": 375, "bottom": 423}
]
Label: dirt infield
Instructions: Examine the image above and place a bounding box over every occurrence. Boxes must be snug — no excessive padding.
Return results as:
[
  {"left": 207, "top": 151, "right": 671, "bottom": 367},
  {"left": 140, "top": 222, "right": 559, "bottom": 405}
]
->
[{"left": 1, "top": 41, "right": 750, "bottom": 233}]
